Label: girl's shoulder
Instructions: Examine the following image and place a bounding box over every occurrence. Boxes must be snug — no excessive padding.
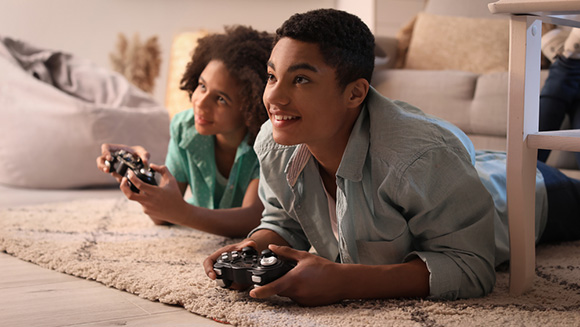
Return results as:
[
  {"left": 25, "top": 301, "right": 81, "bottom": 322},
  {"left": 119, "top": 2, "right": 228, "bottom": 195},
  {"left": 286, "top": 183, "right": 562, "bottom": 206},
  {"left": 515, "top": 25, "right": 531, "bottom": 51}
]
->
[{"left": 170, "top": 109, "right": 197, "bottom": 137}]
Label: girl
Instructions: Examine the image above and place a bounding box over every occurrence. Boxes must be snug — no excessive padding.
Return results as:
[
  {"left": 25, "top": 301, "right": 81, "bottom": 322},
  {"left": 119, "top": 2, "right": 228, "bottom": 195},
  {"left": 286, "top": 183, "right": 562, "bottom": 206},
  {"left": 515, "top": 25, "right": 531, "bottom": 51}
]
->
[{"left": 97, "top": 26, "right": 271, "bottom": 237}]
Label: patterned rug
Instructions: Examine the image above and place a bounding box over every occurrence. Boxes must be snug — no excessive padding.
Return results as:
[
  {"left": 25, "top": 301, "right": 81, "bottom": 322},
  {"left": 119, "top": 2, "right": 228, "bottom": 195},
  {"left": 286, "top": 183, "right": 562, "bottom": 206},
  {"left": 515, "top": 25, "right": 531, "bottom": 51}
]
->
[{"left": 1, "top": 197, "right": 580, "bottom": 326}]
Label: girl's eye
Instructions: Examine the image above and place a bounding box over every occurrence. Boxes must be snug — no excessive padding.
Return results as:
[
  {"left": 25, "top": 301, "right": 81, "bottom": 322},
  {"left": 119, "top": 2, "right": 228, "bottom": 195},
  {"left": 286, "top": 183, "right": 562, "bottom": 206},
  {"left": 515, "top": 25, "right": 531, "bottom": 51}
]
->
[
  {"left": 267, "top": 73, "right": 276, "bottom": 83},
  {"left": 217, "top": 96, "right": 227, "bottom": 105},
  {"left": 198, "top": 82, "right": 206, "bottom": 91}
]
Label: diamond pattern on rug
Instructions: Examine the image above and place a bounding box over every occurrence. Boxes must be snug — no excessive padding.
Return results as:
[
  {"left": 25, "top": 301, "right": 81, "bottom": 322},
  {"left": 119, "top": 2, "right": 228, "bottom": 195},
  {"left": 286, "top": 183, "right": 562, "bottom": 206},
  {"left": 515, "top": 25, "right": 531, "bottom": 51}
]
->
[{"left": 1, "top": 197, "right": 580, "bottom": 326}]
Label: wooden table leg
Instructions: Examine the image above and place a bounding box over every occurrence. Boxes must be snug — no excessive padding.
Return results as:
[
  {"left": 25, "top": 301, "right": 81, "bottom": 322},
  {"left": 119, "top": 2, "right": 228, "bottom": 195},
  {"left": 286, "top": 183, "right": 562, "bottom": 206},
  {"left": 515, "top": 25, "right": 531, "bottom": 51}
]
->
[{"left": 506, "top": 15, "right": 541, "bottom": 295}]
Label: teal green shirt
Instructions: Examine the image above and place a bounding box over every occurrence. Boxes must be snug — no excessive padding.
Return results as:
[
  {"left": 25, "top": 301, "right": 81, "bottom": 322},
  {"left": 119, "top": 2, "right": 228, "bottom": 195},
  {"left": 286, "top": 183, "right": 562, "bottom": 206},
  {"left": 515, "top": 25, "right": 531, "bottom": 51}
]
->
[{"left": 165, "top": 109, "right": 260, "bottom": 209}]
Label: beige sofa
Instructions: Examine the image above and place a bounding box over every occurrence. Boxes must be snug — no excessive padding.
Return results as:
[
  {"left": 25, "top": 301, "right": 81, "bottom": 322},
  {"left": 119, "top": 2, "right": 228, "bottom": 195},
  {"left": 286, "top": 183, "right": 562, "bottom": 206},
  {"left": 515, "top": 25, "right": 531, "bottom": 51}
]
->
[{"left": 371, "top": 0, "right": 580, "bottom": 178}]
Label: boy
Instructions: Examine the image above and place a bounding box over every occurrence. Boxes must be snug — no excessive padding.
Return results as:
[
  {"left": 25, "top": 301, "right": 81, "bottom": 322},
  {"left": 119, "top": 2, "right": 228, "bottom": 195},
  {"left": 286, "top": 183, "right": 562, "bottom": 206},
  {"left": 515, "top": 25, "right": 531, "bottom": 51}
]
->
[{"left": 203, "top": 9, "right": 580, "bottom": 306}]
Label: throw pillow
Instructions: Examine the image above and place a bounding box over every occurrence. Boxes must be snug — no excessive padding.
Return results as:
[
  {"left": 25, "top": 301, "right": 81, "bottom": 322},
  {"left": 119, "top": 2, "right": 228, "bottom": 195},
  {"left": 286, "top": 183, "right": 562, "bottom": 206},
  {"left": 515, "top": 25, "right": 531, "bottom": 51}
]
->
[{"left": 404, "top": 12, "right": 509, "bottom": 74}]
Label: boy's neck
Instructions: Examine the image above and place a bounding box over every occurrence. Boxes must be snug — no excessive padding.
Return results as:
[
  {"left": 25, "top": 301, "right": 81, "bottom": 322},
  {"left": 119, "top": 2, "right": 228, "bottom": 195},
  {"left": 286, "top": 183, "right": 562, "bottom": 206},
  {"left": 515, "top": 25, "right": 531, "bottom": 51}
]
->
[{"left": 307, "top": 136, "right": 348, "bottom": 199}]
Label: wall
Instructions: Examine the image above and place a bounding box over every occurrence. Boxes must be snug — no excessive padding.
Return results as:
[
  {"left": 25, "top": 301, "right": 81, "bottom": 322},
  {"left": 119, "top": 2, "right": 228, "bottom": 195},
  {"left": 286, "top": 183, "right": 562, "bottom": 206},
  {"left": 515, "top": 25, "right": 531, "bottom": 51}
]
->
[
  {"left": 375, "top": 0, "right": 427, "bottom": 36},
  {"left": 0, "top": 0, "right": 425, "bottom": 104}
]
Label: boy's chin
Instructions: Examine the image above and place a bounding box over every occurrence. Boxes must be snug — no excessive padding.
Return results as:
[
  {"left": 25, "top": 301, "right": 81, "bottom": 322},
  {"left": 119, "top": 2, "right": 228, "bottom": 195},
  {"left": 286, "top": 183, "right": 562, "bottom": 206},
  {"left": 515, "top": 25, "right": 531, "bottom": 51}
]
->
[{"left": 272, "top": 133, "right": 300, "bottom": 146}]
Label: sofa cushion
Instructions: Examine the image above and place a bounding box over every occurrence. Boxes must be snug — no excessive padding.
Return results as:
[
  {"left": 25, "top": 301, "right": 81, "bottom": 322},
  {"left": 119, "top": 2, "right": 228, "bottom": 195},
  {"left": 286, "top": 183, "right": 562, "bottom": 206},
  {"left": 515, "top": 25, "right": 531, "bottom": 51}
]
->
[
  {"left": 372, "top": 69, "right": 477, "bottom": 134},
  {"left": 405, "top": 12, "right": 509, "bottom": 74}
]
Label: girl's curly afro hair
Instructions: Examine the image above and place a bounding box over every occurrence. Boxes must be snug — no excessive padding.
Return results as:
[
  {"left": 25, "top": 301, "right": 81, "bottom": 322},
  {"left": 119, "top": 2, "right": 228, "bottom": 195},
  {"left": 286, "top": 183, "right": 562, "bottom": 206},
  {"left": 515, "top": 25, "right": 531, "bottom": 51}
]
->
[{"left": 180, "top": 26, "right": 272, "bottom": 145}]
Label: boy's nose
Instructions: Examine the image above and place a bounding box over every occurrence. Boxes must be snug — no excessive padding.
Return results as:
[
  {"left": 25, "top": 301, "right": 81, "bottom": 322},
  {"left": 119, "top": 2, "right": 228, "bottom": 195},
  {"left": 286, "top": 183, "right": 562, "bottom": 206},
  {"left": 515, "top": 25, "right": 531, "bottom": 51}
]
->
[{"left": 264, "top": 83, "right": 290, "bottom": 107}]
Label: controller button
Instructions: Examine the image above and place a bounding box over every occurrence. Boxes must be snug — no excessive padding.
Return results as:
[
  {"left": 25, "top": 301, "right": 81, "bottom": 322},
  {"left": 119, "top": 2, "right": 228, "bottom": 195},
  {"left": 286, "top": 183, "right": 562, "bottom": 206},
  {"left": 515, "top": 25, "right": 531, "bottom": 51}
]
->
[
  {"left": 214, "top": 268, "right": 222, "bottom": 276},
  {"left": 260, "top": 256, "right": 278, "bottom": 266},
  {"left": 251, "top": 275, "right": 262, "bottom": 284},
  {"left": 140, "top": 168, "right": 153, "bottom": 177},
  {"left": 217, "top": 279, "right": 227, "bottom": 287}
]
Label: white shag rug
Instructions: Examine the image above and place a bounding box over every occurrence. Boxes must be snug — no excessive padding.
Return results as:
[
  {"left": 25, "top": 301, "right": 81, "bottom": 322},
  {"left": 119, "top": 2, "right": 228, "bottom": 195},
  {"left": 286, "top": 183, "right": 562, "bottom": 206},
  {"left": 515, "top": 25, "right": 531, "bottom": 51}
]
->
[{"left": 1, "top": 197, "right": 580, "bottom": 326}]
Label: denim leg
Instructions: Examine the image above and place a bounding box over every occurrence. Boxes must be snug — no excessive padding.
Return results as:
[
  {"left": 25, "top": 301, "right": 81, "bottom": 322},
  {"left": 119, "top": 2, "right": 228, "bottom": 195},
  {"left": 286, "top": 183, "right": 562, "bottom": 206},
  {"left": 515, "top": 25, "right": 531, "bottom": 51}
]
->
[
  {"left": 537, "top": 161, "right": 580, "bottom": 243},
  {"left": 570, "top": 102, "right": 580, "bottom": 167},
  {"left": 538, "top": 57, "right": 580, "bottom": 163}
]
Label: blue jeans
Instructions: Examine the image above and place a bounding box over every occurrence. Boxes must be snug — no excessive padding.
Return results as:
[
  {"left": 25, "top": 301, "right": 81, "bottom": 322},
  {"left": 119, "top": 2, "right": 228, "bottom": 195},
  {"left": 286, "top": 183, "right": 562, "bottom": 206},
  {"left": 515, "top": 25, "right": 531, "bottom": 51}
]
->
[
  {"left": 538, "top": 56, "right": 580, "bottom": 167},
  {"left": 537, "top": 161, "right": 580, "bottom": 243}
]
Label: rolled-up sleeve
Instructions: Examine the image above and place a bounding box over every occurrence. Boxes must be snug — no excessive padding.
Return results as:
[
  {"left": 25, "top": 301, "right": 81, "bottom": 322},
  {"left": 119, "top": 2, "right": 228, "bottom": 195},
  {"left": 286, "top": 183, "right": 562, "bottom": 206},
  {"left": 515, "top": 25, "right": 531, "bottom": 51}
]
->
[{"left": 395, "top": 147, "right": 497, "bottom": 300}]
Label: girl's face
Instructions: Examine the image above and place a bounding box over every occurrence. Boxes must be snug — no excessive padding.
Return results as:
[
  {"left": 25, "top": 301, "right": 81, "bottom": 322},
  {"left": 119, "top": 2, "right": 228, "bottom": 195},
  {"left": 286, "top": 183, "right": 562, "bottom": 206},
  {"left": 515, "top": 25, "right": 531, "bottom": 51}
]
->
[{"left": 192, "top": 60, "right": 247, "bottom": 142}]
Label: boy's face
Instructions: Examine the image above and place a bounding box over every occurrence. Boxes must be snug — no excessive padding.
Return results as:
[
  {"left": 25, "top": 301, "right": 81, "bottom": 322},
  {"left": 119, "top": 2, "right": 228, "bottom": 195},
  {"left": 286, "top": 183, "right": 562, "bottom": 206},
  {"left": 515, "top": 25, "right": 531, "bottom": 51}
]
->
[
  {"left": 192, "top": 60, "right": 246, "bottom": 140},
  {"left": 263, "top": 38, "right": 355, "bottom": 148}
]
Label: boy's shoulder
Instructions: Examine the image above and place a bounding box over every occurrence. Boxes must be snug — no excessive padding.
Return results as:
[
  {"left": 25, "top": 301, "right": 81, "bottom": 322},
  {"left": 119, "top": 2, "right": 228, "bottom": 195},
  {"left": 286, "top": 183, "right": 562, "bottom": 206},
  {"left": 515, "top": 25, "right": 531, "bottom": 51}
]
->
[{"left": 365, "top": 88, "right": 475, "bottom": 164}]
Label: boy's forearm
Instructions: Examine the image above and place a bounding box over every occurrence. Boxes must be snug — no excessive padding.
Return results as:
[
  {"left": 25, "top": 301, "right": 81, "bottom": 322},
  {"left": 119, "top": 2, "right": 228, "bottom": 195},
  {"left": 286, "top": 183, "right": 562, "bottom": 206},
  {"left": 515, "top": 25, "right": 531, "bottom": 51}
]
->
[{"left": 336, "top": 258, "right": 430, "bottom": 300}]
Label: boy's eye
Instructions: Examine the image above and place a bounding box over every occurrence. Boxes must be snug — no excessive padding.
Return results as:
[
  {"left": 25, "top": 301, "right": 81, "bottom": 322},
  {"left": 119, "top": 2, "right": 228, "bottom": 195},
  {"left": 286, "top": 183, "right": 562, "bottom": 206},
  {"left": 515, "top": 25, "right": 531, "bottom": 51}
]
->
[
  {"left": 267, "top": 73, "right": 276, "bottom": 83},
  {"left": 217, "top": 96, "right": 227, "bottom": 104},
  {"left": 294, "top": 76, "right": 309, "bottom": 84}
]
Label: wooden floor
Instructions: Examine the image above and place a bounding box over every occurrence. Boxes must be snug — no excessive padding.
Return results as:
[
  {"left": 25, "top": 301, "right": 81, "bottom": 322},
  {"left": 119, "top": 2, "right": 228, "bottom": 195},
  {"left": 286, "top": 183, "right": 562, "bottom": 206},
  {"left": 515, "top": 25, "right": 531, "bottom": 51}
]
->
[{"left": 0, "top": 185, "right": 222, "bottom": 327}]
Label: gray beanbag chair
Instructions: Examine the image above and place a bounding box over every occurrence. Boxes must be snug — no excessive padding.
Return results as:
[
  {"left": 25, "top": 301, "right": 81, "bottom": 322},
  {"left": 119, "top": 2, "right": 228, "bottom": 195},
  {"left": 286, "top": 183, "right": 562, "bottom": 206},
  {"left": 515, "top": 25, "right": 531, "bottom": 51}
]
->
[{"left": 0, "top": 36, "right": 169, "bottom": 188}]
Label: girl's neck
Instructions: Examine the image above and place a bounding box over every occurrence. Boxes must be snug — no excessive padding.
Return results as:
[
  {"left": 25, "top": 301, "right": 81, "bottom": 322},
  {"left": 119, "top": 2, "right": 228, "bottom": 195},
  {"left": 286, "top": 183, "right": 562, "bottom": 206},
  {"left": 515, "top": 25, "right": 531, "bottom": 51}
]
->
[
  {"left": 215, "top": 127, "right": 247, "bottom": 152},
  {"left": 214, "top": 129, "right": 247, "bottom": 178}
]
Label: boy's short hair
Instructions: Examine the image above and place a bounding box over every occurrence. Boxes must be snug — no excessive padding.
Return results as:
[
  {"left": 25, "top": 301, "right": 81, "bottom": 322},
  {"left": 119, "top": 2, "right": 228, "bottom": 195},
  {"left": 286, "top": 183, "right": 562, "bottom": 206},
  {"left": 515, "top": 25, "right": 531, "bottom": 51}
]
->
[
  {"left": 180, "top": 26, "right": 272, "bottom": 145},
  {"left": 275, "top": 8, "right": 375, "bottom": 90}
]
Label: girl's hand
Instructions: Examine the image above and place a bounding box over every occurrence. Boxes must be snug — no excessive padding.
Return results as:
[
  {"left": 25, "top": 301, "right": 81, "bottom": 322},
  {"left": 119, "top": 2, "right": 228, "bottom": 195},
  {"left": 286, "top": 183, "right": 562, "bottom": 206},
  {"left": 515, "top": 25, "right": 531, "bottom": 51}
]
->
[
  {"left": 121, "top": 163, "right": 185, "bottom": 225},
  {"left": 96, "top": 143, "right": 151, "bottom": 182}
]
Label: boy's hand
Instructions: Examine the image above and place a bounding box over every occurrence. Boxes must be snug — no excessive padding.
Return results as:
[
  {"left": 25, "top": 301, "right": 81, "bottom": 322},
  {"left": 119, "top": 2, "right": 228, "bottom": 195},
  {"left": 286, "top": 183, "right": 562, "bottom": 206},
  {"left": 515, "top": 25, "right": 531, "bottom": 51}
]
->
[
  {"left": 249, "top": 244, "right": 344, "bottom": 307},
  {"left": 121, "top": 163, "right": 183, "bottom": 225},
  {"left": 203, "top": 239, "right": 259, "bottom": 289},
  {"left": 96, "top": 143, "right": 151, "bottom": 182}
]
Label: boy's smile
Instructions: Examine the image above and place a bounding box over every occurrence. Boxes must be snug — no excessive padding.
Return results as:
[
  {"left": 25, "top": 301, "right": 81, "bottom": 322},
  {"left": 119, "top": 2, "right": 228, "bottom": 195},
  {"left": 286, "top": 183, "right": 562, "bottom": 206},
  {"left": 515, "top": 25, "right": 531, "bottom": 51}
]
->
[{"left": 263, "top": 38, "right": 361, "bottom": 154}]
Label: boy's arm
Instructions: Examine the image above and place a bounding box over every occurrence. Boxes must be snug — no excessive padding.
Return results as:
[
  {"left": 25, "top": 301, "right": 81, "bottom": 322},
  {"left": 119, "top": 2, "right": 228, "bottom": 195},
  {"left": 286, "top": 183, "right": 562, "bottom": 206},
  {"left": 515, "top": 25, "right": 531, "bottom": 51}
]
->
[{"left": 397, "top": 147, "right": 497, "bottom": 300}]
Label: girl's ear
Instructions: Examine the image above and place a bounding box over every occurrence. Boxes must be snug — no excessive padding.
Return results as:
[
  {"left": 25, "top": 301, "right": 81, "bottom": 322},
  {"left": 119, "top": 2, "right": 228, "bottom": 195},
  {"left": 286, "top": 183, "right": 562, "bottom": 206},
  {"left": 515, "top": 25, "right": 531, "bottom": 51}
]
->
[{"left": 345, "top": 78, "right": 370, "bottom": 109}]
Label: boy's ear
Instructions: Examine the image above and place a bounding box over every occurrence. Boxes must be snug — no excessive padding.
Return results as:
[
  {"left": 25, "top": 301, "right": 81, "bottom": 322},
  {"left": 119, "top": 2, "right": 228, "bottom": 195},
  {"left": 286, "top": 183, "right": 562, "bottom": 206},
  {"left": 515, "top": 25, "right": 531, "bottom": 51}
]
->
[{"left": 345, "top": 78, "right": 370, "bottom": 109}]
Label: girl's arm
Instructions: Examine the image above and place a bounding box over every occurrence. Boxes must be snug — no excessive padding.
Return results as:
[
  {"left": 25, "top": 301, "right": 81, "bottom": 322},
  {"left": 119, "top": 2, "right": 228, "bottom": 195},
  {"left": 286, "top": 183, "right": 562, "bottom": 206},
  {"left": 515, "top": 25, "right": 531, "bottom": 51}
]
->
[
  {"left": 177, "top": 178, "right": 263, "bottom": 237},
  {"left": 123, "top": 164, "right": 263, "bottom": 237}
]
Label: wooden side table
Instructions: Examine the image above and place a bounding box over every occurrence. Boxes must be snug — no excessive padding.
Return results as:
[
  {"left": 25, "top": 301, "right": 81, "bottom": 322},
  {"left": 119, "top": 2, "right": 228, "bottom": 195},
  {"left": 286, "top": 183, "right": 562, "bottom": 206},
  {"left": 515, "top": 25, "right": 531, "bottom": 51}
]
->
[{"left": 488, "top": 0, "right": 580, "bottom": 295}]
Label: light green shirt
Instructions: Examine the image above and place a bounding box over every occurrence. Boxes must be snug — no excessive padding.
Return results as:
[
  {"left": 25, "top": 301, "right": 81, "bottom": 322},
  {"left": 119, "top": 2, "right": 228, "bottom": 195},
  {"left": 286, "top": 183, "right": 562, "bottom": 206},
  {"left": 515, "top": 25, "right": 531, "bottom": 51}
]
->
[{"left": 165, "top": 109, "right": 260, "bottom": 209}]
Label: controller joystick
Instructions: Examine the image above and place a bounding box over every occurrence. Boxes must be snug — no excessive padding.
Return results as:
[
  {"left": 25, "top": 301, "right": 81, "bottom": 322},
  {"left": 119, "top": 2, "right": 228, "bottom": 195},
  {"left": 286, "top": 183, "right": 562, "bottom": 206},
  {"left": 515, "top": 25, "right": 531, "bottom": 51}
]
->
[
  {"left": 212, "top": 247, "right": 295, "bottom": 288},
  {"left": 104, "top": 150, "right": 157, "bottom": 193},
  {"left": 250, "top": 249, "right": 296, "bottom": 286}
]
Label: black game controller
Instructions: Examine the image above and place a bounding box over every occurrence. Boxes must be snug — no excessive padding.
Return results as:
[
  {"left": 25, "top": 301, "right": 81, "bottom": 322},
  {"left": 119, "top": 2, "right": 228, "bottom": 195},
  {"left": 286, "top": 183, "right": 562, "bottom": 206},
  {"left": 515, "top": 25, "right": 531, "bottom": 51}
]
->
[
  {"left": 104, "top": 150, "right": 157, "bottom": 193},
  {"left": 213, "top": 247, "right": 296, "bottom": 288}
]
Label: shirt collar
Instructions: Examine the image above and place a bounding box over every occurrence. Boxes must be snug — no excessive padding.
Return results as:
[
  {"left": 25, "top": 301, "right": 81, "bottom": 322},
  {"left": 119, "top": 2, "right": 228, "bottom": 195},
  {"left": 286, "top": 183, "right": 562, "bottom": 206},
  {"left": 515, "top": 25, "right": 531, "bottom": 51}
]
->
[
  {"left": 178, "top": 114, "right": 254, "bottom": 160},
  {"left": 336, "top": 101, "right": 370, "bottom": 182}
]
